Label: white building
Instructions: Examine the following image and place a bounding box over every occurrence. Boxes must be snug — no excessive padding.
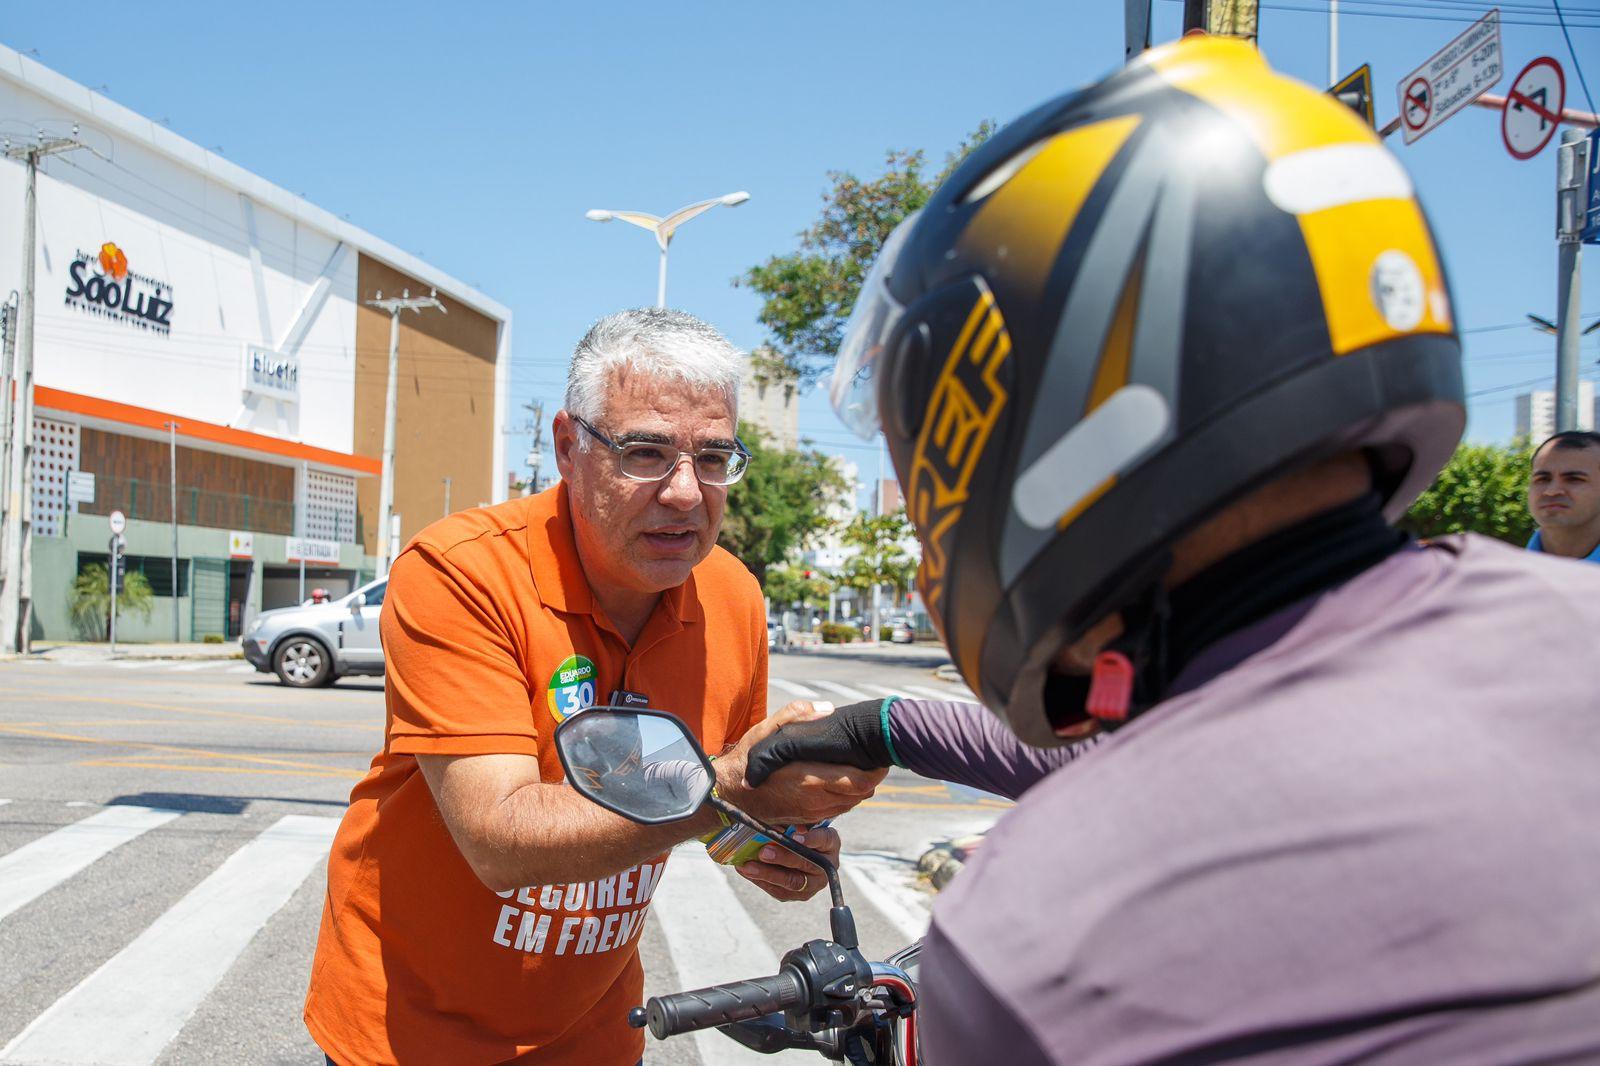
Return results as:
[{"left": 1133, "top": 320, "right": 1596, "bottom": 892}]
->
[
  {"left": 0, "top": 45, "right": 511, "bottom": 641},
  {"left": 1514, "top": 384, "right": 1596, "bottom": 444},
  {"left": 737, "top": 349, "right": 799, "bottom": 450}
]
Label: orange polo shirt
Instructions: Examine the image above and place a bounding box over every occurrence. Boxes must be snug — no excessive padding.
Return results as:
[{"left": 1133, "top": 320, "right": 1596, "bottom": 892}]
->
[{"left": 305, "top": 483, "right": 767, "bottom": 1065}]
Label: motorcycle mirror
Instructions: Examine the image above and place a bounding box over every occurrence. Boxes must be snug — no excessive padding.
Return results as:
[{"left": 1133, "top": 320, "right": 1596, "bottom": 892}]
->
[
  {"left": 554, "top": 708, "right": 716, "bottom": 825},
  {"left": 554, "top": 708, "right": 859, "bottom": 949}
]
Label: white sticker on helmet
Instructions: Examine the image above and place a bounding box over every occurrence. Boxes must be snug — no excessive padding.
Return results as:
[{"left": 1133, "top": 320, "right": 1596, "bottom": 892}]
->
[
  {"left": 1012, "top": 384, "right": 1171, "bottom": 530},
  {"left": 1262, "top": 143, "right": 1413, "bottom": 216},
  {"left": 1370, "top": 250, "right": 1425, "bottom": 331}
]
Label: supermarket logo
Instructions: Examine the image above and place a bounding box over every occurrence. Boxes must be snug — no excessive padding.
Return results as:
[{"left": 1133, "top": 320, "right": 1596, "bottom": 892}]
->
[{"left": 64, "top": 241, "right": 173, "bottom": 334}]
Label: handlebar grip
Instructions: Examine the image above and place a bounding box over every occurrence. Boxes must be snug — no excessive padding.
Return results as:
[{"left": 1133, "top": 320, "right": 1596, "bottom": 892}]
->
[{"left": 640, "top": 969, "right": 807, "bottom": 1039}]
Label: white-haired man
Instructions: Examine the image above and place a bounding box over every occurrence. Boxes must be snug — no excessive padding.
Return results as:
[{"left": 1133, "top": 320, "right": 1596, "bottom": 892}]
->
[{"left": 306, "top": 309, "right": 883, "bottom": 1066}]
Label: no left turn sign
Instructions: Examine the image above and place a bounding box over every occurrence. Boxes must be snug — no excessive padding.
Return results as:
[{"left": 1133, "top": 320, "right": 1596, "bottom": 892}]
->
[
  {"left": 1403, "top": 77, "right": 1432, "bottom": 132},
  {"left": 1503, "top": 56, "right": 1565, "bottom": 160}
]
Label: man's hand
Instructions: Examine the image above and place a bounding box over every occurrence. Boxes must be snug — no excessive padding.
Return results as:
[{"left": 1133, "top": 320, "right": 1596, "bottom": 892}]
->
[
  {"left": 744, "top": 699, "right": 894, "bottom": 787},
  {"left": 735, "top": 825, "right": 840, "bottom": 903},
  {"left": 716, "top": 701, "right": 886, "bottom": 824}
]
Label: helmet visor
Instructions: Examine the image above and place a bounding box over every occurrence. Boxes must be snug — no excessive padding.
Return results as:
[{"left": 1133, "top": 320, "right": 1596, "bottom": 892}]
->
[{"left": 829, "top": 212, "right": 919, "bottom": 439}]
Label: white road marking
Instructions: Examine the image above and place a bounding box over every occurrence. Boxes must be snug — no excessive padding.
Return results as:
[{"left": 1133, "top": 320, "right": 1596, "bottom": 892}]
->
[
  {"left": 226, "top": 664, "right": 258, "bottom": 675},
  {"left": 0, "top": 799, "right": 11, "bottom": 808},
  {"left": 900, "top": 684, "right": 981, "bottom": 703},
  {"left": 0, "top": 814, "right": 338, "bottom": 1066},
  {"left": 853, "top": 682, "right": 910, "bottom": 698},
  {"left": 109, "top": 661, "right": 163, "bottom": 669},
  {"left": 650, "top": 847, "right": 778, "bottom": 1066},
  {"left": 767, "top": 678, "right": 820, "bottom": 700},
  {"left": 170, "top": 662, "right": 225, "bottom": 672},
  {"left": 841, "top": 853, "right": 931, "bottom": 944},
  {"left": 808, "top": 680, "right": 873, "bottom": 701},
  {"left": 0, "top": 805, "right": 183, "bottom": 925}
]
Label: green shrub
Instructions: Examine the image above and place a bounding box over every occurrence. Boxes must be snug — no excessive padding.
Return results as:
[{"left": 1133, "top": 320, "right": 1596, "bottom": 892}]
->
[
  {"left": 68, "top": 563, "right": 154, "bottom": 641},
  {"left": 201, "top": 633, "right": 224, "bottom": 644},
  {"left": 819, "top": 622, "right": 858, "bottom": 644}
]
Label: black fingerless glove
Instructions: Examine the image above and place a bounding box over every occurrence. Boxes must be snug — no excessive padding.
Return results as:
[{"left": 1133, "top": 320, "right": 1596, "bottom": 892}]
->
[{"left": 745, "top": 699, "right": 895, "bottom": 786}]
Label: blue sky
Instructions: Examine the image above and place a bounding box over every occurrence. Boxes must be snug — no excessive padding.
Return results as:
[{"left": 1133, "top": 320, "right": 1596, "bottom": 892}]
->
[{"left": 6, "top": 1, "right": 1598, "bottom": 494}]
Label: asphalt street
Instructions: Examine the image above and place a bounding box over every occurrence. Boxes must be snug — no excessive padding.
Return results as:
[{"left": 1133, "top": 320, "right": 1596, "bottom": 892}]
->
[{"left": 0, "top": 644, "right": 1005, "bottom": 1066}]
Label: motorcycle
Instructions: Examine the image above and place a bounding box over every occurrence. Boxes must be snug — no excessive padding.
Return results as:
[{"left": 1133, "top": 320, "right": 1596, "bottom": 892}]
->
[{"left": 554, "top": 706, "right": 922, "bottom": 1064}]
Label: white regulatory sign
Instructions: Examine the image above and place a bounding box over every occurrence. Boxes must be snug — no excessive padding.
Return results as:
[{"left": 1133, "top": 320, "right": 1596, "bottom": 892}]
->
[
  {"left": 108, "top": 509, "right": 126, "bottom": 535},
  {"left": 1396, "top": 8, "right": 1502, "bottom": 145},
  {"left": 286, "top": 537, "right": 340, "bottom": 565},
  {"left": 1502, "top": 56, "right": 1565, "bottom": 161},
  {"left": 67, "top": 470, "right": 95, "bottom": 505}
]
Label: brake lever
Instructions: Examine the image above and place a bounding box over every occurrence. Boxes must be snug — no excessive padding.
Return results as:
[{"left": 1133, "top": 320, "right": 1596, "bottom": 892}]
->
[{"left": 717, "top": 1014, "right": 824, "bottom": 1054}]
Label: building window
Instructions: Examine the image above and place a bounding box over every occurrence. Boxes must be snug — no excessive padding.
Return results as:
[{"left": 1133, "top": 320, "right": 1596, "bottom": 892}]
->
[
  {"left": 304, "top": 470, "right": 357, "bottom": 543},
  {"left": 77, "top": 553, "right": 190, "bottom": 598}
]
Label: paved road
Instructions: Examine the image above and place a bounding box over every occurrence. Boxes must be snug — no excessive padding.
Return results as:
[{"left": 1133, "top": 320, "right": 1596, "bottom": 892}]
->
[{"left": 0, "top": 648, "right": 1003, "bottom": 1065}]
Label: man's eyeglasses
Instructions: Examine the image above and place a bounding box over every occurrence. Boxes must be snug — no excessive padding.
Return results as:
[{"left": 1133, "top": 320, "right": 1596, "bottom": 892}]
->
[{"left": 574, "top": 416, "right": 751, "bottom": 487}]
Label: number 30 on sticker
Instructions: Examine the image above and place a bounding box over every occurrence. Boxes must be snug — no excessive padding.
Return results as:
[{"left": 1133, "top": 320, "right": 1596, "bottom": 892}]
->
[{"left": 547, "top": 654, "right": 598, "bottom": 723}]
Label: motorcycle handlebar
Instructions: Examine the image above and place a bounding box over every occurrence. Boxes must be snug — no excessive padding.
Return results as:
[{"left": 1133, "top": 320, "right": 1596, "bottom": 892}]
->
[{"left": 630, "top": 968, "right": 807, "bottom": 1039}]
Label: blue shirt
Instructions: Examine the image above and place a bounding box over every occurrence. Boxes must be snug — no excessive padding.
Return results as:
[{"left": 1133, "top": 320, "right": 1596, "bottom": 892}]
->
[{"left": 1526, "top": 529, "right": 1600, "bottom": 562}]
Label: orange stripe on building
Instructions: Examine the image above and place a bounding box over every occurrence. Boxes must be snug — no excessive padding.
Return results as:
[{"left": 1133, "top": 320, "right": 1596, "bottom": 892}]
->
[{"left": 33, "top": 386, "right": 381, "bottom": 476}]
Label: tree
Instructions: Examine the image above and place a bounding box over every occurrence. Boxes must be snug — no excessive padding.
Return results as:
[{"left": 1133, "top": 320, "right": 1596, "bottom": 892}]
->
[
  {"left": 718, "top": 422, "right": 848, "bottom": 587},
  {"left": 762, "top": 564, "right": 833, "bottom": 613},
  {"left": 1399, "top": 440, "right": 1535, "bottom": 546},
  {"left": 68, "top": 563, "right": 154, "bottom": 641},
  {"left": 737, "top": 123, "right": 995, "bottom": 386},
  {"left": 837, "top": 510, "right": 918, "bottom": 605}
]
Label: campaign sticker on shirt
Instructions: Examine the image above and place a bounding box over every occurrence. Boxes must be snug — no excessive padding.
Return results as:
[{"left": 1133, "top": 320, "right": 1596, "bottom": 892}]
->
[{"left": 547, "top": 654, "right": 598, "bottom": 723}]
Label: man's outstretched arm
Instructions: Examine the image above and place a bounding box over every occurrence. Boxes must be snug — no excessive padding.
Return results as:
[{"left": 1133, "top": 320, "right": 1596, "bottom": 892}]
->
[{"left": 746, "top": 697, "right": 1098, "bottom": 801}]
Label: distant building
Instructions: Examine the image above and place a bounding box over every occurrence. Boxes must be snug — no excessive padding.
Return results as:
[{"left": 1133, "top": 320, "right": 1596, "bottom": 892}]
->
[
  {"left": 1515, "top": 384, "right": 1596, "bottom": 444},
  {"left": 738, "top": 349, "right": 799, "bottom": 450},
  {"left": 877, "top": 478, "right": 903, "bottom": 515}
]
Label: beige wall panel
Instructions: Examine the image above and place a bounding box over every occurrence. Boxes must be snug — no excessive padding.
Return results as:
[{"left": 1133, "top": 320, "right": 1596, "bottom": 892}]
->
[{"left": 354, "top": 255, "right": 499, "bottom": 555}]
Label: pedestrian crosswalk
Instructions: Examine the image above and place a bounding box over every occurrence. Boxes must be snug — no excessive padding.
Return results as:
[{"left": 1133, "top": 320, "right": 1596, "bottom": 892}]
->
[
  {"left": 770, "top": 678, "right": 979, "bottom": 705},
  {"left": 0, "top": 801, "right": 933, "bottom": 1066}
]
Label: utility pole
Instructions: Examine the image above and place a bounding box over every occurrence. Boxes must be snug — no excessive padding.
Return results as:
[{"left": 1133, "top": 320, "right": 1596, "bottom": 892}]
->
[
  {"left": 1329, "top": 0, "right": 1339, "bottom": 88},
  {"left": 442, "top": 476, "right": 452, "bottom": 516},
  {"left": 0, "top": 296, "right": 16, "bottom": 535},
  {"left": 525, "top": 399, "right": 544, "bottom": 494},
  {"left": 166, "top": 420, "right": 180, "bottom": 641},
  {"left": 1, "top": 129, "right": 83, "bottom": 654},
  {"left": 365, "top": 289, "right": 445, "bottom": 575},
  {"left": 1556, "top": 129, "right": 1589, "bottom": 432}
]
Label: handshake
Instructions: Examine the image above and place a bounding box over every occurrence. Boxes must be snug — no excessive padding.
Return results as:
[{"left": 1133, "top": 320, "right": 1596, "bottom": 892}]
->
[{"left": 712, "top": 698, "right": 896, "bottom": 826}]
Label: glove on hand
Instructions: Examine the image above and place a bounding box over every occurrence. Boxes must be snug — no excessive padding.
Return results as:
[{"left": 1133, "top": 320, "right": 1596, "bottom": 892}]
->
[{"left": 745, "top": 699, "right": 894, "bottom": 787}]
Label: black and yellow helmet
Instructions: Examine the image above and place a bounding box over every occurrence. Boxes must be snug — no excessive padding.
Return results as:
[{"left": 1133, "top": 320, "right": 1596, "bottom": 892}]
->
[{"left": 831, "top": 36, "right": 1464, "bottom": 747}]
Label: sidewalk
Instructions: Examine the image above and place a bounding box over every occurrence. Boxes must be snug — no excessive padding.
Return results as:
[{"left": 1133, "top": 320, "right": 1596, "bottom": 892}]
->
[{"left": 15, "top": 640, "right": 244, "bottom": 663}]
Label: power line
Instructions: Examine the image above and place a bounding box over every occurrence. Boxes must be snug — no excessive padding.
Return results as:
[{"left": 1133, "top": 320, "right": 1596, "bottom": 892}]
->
[{"left": 1553, "top": 0, "right": 1599, "bottom": 112}]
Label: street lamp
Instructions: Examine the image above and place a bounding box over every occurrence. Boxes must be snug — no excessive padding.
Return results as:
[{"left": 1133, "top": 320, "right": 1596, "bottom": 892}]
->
[{"left": 585, "top": 191, "right": 749, "bottom": 308}]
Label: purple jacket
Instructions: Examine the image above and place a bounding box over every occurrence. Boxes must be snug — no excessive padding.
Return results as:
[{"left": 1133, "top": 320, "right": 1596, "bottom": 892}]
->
[{"left": 913, "top": 538, "right": 1600, "bottom": 1064}]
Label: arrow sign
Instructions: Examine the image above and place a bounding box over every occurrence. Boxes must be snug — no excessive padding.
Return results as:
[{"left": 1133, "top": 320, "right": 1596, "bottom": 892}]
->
[{"left": 1502, "top": 56, "right": 1566, "bottom": 161}]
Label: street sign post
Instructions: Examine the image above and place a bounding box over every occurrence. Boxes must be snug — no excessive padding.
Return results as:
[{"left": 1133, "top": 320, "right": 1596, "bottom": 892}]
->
[
  {"left": 1502, "top": 57, "right": 1566, "bottom": 160},
  {"left": 108, "top": 530, "right": 126, "bottom": 655},
  {"left": 108, "top": 509, "right": 126, "bottom": 536},
  {"left": 1396, "top": 8, "right": 1502, "bottom": 145},
  {"left": 1329, "top": 63, "right": 1375, "bottom": 128}
]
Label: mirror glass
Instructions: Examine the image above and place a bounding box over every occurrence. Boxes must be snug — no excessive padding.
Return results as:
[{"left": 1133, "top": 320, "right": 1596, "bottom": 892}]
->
[{"left": 555, "top": 709, "right": 712, "bottom": 824}]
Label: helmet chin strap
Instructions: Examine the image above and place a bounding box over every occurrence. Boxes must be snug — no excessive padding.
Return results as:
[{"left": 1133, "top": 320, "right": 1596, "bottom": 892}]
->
[{"left": 1055, "top": 490, "right": 1402, "bottom": 734}]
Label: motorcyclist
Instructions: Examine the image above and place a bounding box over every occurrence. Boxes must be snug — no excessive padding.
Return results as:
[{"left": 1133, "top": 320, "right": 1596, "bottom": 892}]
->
[{"left": 746, "top": 35, "right": 1600, "bottom": 1063}]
